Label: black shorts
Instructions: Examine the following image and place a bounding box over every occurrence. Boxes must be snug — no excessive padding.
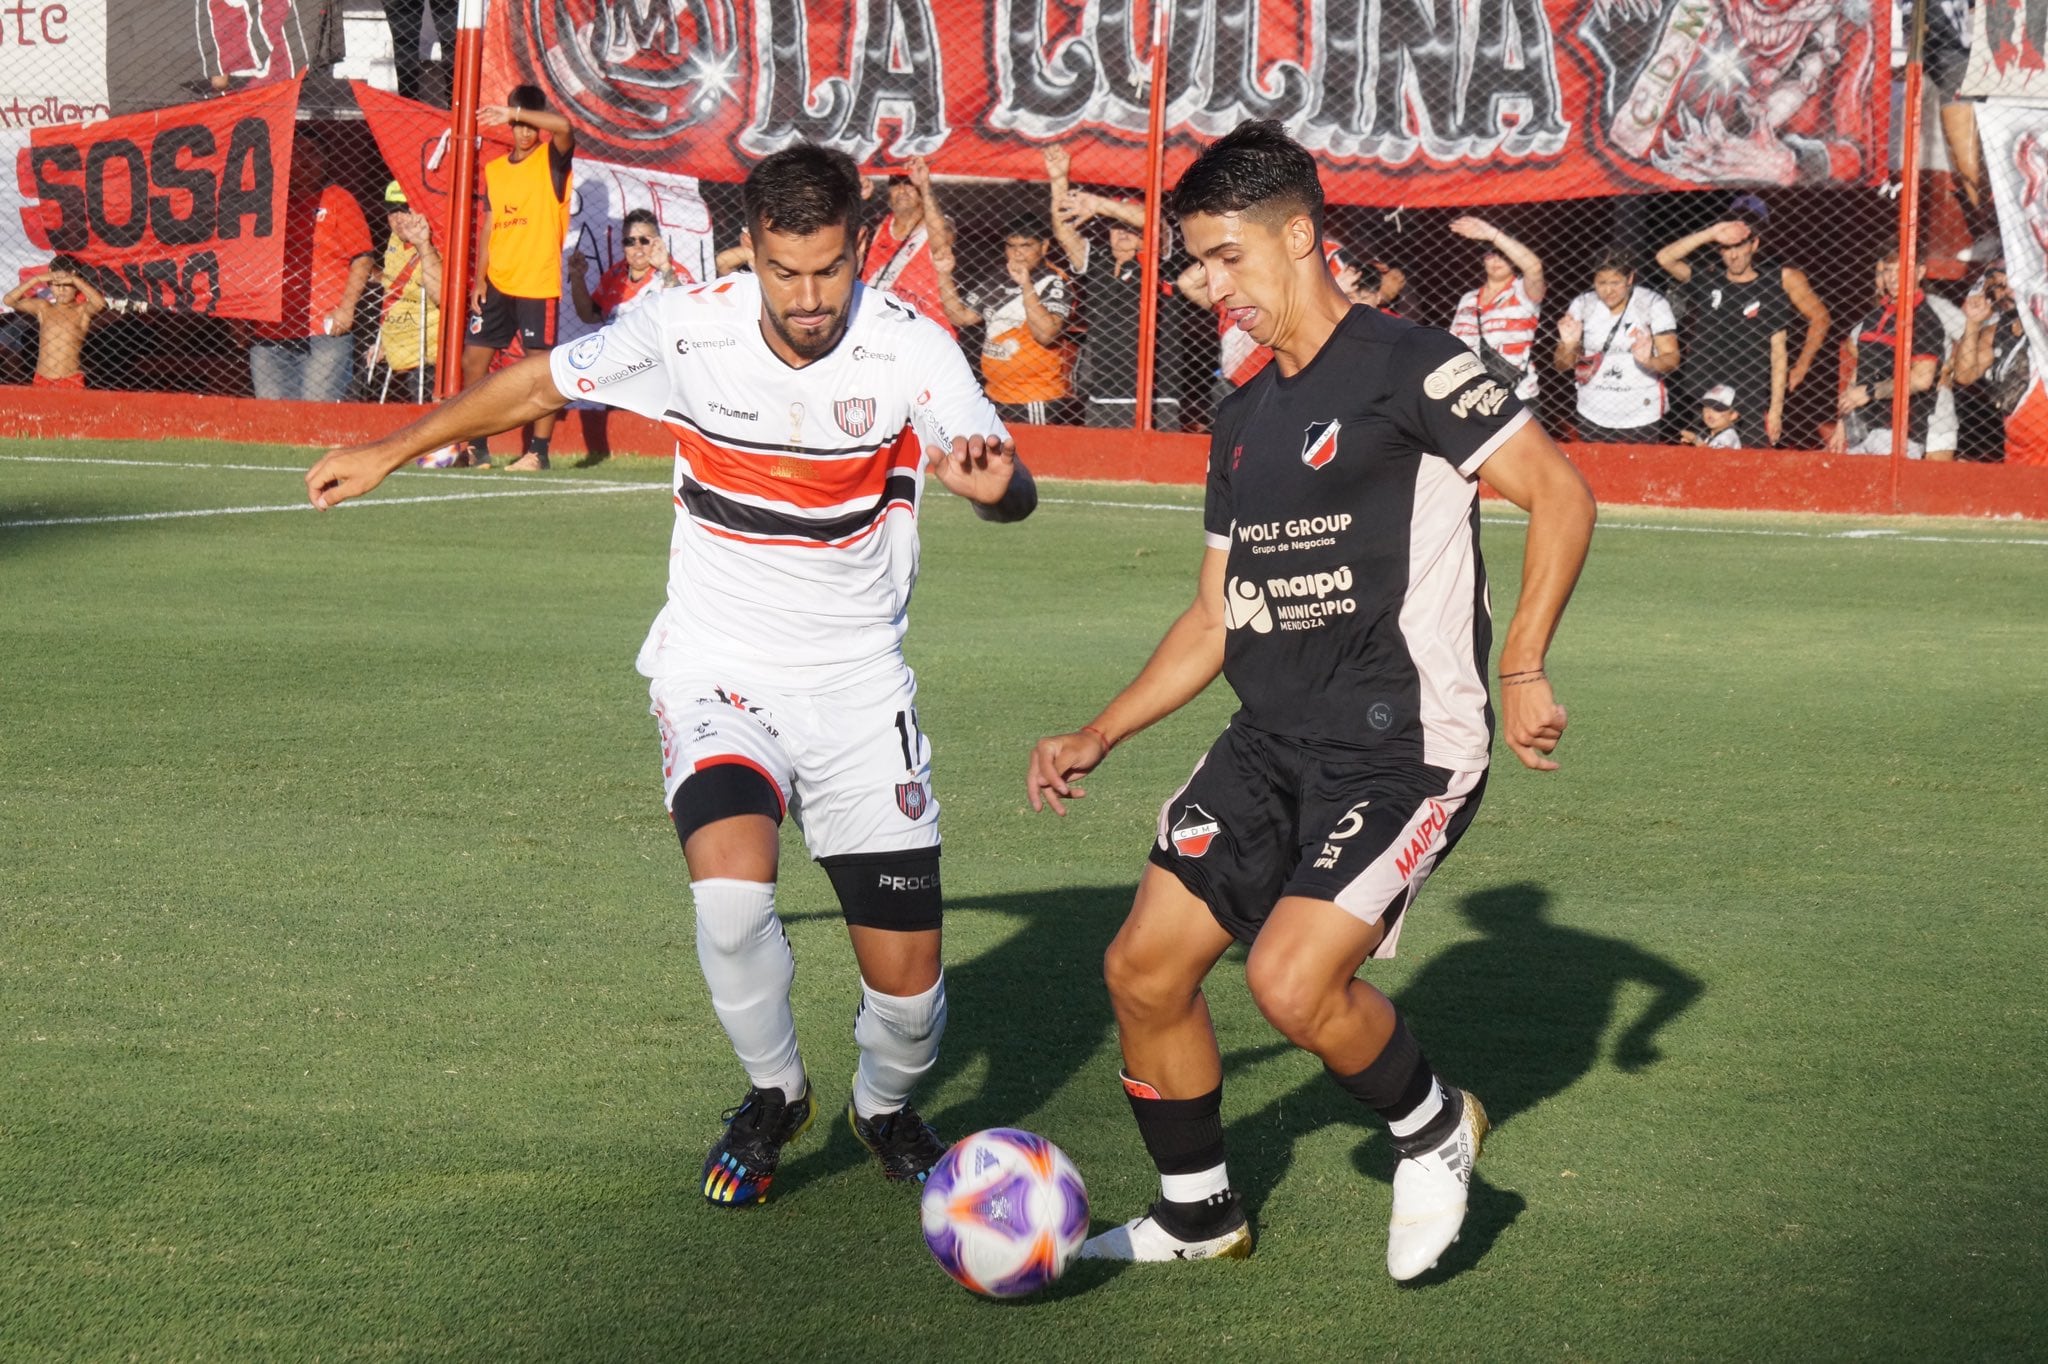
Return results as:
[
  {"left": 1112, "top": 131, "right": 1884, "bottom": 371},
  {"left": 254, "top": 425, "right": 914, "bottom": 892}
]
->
[
  {"left": 468, "top": 282, "right": 558, "bottom": 352},
  {"left": 1148, "top": 722, "right": 1486, "bottom": 956}
]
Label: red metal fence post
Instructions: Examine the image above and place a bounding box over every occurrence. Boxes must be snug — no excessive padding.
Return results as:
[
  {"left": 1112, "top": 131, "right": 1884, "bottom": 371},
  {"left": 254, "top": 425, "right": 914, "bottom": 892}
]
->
[
  {"left": 436, "top": 0, "right": 487, "bottom": 400},
  {"left": 1889, "top": 0, "right": 1929, "bottom": 508},
  {"left": 1133, "top": 0, "right": 1172, "bottom": 434}
]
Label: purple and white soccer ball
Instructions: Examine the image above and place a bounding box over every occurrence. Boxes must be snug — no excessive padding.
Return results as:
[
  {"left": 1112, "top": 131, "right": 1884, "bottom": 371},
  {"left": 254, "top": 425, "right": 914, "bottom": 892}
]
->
[{"left": 920, "top": 1128, "right": 1089, "bottom": 1298}]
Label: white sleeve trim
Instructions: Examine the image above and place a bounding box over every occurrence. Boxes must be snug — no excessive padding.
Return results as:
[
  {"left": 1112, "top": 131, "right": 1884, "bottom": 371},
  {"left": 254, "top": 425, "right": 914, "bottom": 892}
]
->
[
  {"left": 1457, "top": 406, "right": 1533, "bottom": 477},
  {"left": 1204, "top": 531, "right": 1231, "bottom": 551}
]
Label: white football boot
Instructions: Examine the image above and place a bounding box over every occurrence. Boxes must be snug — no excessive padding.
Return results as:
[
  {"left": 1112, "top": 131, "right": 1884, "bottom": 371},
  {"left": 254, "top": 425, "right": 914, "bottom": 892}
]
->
[
  {"left": 1386, "top": 1089, "right": 1489, "bottom": 1281},
  {"left": 1078, "top": 1206, "right": 1253, "bottom": 1262}
]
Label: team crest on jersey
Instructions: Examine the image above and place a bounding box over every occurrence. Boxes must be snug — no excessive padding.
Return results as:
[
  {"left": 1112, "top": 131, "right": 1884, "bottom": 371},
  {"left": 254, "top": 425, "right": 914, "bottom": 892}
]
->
[
  {"left": 1301, "top": 419, "right": 1342, "bottom": 470},
  {"left": 895, "top": 780, "right": 929, "bottom": 820},
  {"left": 1170, "top": 804, "right": 1221, "bottom": 858},
  {"left": 835, "top": 397, "right": 877, "bottom": 438}
]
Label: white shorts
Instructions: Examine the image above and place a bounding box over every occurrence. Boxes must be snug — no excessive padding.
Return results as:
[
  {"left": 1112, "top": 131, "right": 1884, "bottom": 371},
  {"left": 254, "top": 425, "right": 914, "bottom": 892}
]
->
[
  {"left": 1850, "top": 428, "right": 1926, "bottom": 459},
  {"left": 650, "top": 663, "right": 940, "bottom": 861}
]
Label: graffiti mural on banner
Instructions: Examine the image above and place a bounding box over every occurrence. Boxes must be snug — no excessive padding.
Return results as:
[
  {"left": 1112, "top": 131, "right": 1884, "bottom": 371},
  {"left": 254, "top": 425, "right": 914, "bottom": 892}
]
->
[
  {"left": 5, "top": 78, "right": 298, "bottom": 317},
  {"left": 0, "top": 0, "right": 110, "bottom": 129},
  {"left": 1964, "top": 0, "right": 2048, "bottom": 98},
  {"left": 482, "top": 0, "right": 1886, "bottom": 205}
]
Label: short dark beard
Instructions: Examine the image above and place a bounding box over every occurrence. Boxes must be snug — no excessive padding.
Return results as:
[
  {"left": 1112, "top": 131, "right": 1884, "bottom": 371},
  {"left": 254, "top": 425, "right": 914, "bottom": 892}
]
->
[{"left": 765, "top": 303, "right": 848, "bottom": 362}]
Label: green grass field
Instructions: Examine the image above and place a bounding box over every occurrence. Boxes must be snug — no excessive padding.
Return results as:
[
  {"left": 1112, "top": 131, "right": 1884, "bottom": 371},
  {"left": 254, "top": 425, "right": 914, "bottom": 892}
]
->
[{"left": 5, "top": 439, "right": 2046, "bottom": 1361}]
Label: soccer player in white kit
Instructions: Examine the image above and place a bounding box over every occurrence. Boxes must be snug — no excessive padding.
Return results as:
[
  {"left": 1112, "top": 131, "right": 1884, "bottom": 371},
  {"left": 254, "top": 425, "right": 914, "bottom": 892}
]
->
[{"left": 306, "top": 144, "right": 1036, "bottom": 1207}]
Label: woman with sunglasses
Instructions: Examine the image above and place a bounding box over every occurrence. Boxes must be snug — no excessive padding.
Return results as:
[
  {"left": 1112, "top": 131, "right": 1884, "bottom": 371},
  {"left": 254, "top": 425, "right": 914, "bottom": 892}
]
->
[{"left": 570, "top": 208, "right": 687, "bottom": 325}]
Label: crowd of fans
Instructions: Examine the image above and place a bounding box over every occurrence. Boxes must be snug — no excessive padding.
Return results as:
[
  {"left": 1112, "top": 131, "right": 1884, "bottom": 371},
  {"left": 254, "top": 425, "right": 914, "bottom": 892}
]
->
[{"left": 3, "top": 84, "right": 2036, "bottom": 464}]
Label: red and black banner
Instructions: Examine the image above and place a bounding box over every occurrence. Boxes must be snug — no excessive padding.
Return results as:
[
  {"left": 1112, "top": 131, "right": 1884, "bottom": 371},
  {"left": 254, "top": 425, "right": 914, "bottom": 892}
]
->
[
  {"left": 483, "top": 0, "right": 1887, "bottom": 204},
  {"left": 353, "top": 82, "right": 514, "bottom": 243},
  {"left": 10, "top": 79, "right": 298, "bottom": 318}
]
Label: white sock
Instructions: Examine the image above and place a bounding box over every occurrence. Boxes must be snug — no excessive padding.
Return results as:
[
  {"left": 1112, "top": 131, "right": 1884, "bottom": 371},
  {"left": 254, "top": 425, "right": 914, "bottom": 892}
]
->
[
  {"left": 691, "top": 878, "right": 805, "bottom": 1100},
  {"left": 851, "top": 974, "right": 946, "bottom": 1119},
  {"left": 1387, "top": 1079, "right": 1448, "bottom": 1143},
  {"left": 1160, "top": 1163, "right": 1231, "bottom": 1204}
]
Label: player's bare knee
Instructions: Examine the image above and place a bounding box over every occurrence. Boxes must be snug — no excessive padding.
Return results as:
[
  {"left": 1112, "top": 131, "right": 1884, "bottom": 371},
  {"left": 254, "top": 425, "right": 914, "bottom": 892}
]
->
[
  {"left": 1103, "top": 938, "right": 1192, "bottom": 1022},
  {"left": 1244, "top": 955, "right": 1337, "bottom": 1047}
]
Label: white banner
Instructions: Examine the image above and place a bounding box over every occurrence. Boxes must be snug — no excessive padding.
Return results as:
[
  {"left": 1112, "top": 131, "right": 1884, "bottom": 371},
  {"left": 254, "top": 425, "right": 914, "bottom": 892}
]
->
[
  {"left": 0, "top": 0, "right": 109, "bottom": 129},
  {"left": 557, "top": 158, "right": 716, "bottom": 350},
  {"left": 1980, "top": 103, "right": 2048, "bottom": 397}
]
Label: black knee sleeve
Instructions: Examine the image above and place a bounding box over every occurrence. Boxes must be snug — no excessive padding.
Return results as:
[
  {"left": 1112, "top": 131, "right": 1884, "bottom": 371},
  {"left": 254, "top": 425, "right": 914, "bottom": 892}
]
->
[
  {"left": 820, "top": 850, "right": 942, "bottom": 931},
  {"left": 670, "top": 762, "right": 784, "bottom": 848}
]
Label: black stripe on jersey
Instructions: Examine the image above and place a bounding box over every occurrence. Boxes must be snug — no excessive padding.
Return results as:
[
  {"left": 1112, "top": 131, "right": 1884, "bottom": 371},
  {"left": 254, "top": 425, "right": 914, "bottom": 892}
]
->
[
  {"left": 664, "top": 409, "right": 902, "bottom": 461},
  {"left": 679, "top": 473, "right": 919, "bottom": 541}
]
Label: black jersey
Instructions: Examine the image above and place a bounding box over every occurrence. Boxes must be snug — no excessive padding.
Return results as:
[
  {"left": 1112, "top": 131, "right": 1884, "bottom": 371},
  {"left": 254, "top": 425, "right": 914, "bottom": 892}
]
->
[{"left": 1203, "top": 307, "right": 1530, "bottom": 772}]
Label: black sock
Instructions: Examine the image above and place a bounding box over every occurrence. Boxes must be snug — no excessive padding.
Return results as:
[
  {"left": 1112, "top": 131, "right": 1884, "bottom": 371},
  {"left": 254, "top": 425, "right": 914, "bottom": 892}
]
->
[
  {"left": 1122, "top": 1073, "right": 1239, "bottom": 1238},
  {"left": 1326, "top": 1015, "right": 1462, "bottom": 1157}
]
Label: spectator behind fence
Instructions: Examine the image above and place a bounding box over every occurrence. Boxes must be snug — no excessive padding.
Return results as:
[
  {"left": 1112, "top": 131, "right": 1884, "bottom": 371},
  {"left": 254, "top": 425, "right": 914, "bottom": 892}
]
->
[
  {"left": 1448, "top": 216, "right": 1545, "bottom": 403},
  {"left": 934, "top": 215, "right": 1074, "bottom": 426},
  {"left": 463, "top": 84, "right": 575, "bottom": 471},
  {"left": 861, "top": 157, "right": 956, "bottom": 337},
  {"left": 1829, "top": 250, "right": 1942, "bottom": 458},
  {"left": 5, "top": 254, "right": 108, "bottom": 389},
  {"left": 246, "top": 139, "right": 373, "bottom": 404},
  {"left": 1924, "top": 287, "right": 1967, "bottom": 461},
  {"left": 1678, "top": 384, "right": 1744, "bottom": 449},
  {"left": 1551, "top": 251, "right": 1679, "bottom": 443},
  {"left": 1954, "top": 264, "right": 2039, "bottom": 463},
  {"left": 1044, "top": 146, "right": 1181, "bottom": 431},
  {"left": 1655, "top": 199, "right": 1829, "bottom": 446},
  {"left": 369, "top": 180, "right": 443, "bottom": 403},
  {"left": 1919, "top": 0, "right": 2000, "bottom": 264},
  {"left": 570, "top": 208, "right": 687, "bottom": 326}
]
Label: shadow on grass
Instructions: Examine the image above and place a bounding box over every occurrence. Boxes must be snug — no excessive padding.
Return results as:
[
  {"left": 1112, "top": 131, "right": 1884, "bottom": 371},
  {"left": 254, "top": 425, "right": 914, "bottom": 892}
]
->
[
  {"left": 1223, "top": 880, "right": 1704, "bottom": 1274},
  {"left": 771, "top": 883, "right": 1132, "bottom": 1199}
]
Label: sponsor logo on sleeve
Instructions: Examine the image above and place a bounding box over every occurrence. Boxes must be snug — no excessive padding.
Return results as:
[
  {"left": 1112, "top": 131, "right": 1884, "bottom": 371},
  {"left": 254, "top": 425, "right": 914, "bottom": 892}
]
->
[
  {"left": 1423, "top": 351, "right": 1487, "bottom": 399},
  {"left": 1223, "top": 577, "right": 1273, "bottom": 633},
  {"left": 1451, "top": 380, "right": 1508, "bottom": 419},
  {"left": 576, "top": 355, "right": 659, "bottom": 392},
  {"left": 851, "top": 345, "right": 897, "bottom": 362},
  {"left": 1170, "top": 804, "right": 1222, "bottom": 858},
  {"left": 1301, "top": 418, "right": 1342, "bottom": 470},
  {"left": 568, "top": 333, "right": 606, "bottom": 369}
]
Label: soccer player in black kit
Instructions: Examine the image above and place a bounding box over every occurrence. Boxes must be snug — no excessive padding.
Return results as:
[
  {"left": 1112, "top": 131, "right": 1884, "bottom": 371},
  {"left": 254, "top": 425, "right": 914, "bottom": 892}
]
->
[{"left": 1027, "top": 122, "right": 1596, "bottom": 1280}]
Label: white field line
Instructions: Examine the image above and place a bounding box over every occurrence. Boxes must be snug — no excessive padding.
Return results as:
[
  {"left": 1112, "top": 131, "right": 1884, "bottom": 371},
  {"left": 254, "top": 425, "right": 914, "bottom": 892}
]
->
[
  {"left": 1041, "top": 496, "right": 2048, "bottom": 549},
  {"left": 0, "top": 451, "right": 651, "bottom": 490},
  {"left": 0, "top": 483, "right": 651, "bottom": 530}
]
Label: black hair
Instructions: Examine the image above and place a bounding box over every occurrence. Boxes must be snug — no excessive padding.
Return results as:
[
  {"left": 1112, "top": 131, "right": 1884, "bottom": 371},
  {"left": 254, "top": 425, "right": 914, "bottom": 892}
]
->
[
  {"left": 623, "top": 207, "right": 659, "bottom": 235},
  {"left": 1591, "top": 249, "right": 1635, "bottom": 278},
  {"left": 508, "top": 84, "right": 547, "bottom": 112},
  {"left": 1168, "top": 119, "right": 1324, "bottom": 239},
  {"left": 742, "top": 143, "right": 863, "bottom": 238},
  {"left": 49, "top": 253, "right": 83, "bottom": 275},
  {"left": 1002, "top": 215, "right": 1049, "bottom": 242}
]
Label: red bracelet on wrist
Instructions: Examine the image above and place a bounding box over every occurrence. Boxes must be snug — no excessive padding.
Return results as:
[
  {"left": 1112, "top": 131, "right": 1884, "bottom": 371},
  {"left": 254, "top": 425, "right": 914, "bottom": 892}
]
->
[{"left": 1081, "top": 724, "right": 1114, "bottom": 752}]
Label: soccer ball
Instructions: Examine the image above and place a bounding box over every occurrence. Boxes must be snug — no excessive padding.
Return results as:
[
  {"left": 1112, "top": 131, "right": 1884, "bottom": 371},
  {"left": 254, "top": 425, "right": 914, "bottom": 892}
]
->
[
  {"left": 920, "top": 1128, "right": 1089, "bottom": 1298},
  {"left": 414, "top": 444, "right": 459, "bottom": 468}
]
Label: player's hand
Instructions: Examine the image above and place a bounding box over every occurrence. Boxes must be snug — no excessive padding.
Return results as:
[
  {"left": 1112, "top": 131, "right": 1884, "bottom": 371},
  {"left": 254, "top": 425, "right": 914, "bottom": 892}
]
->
[
  {"left": 1501, "top": 673, "right": 1567, "bottom": 771},
  {"left": 1557, "top": 313, "right": 1583, "bottom": 348},
  {"left": 1449, "top": 215, "right": 1497, "bottom": 243},
  {"left": 1027, "top": 728, "right": 1110, "bottom": 815},
  {"left": 306, "top": 442, "right": 402, "bottom": 511},
  {"left": 470, "top": 278, "right": 487, "bottom": 311},
  {"left": 477, "top": 104, "right": 512, "bottom": 125},
  {"left": 932, "top": 433, "right": 1017, "bottom": 506}
]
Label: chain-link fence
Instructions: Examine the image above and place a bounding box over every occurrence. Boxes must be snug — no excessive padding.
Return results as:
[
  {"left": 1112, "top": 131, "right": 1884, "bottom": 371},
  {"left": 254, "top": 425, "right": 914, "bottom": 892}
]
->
[{"left": 1, "top": 0, "right": 2042, "bottom": 463}]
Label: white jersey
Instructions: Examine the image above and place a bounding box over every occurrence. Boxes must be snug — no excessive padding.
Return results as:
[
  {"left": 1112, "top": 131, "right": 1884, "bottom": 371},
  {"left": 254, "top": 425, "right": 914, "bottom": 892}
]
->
[
  {"left": 1450, "top": 277, "right": 1541, "bottom": 401},
  {"left": 1566, "top": 287, "right": 1678, "bottom": 429},
  {"left": 550, "top": 274, "right": 1007, "bottom": 690}
]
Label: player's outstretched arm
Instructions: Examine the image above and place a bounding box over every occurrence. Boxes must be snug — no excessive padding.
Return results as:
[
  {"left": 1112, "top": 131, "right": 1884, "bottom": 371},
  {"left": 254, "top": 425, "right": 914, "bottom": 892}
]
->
[
  {"left": 1475, "top": 422, "right": 1597, "bottom": 771},
  {"left": 1028, "top": 547, "right": 1228, "bottom": 814},
  {"left": 305, "top": 354, "right": 569, "bottom": 509}
]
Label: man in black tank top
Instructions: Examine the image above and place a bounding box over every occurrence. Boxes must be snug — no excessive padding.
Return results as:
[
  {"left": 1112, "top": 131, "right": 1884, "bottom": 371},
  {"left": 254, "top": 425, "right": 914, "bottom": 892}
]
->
[
  {"left": 1657, "top": 204, "right": 1831, "bottom": 447},
  {"left": 1025, "top": 120, "right": 1596, "bottom": 1281}
]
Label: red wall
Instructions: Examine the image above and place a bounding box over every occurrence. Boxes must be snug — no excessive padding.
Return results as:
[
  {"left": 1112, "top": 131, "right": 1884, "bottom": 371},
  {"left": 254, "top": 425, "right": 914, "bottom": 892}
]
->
[{"left": 7, "top": 388, "right": 2047, "bottom": 521}]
